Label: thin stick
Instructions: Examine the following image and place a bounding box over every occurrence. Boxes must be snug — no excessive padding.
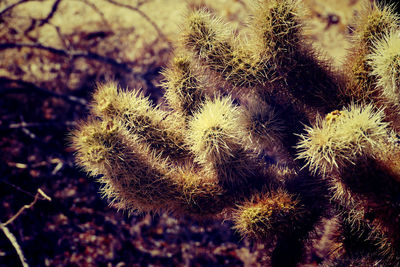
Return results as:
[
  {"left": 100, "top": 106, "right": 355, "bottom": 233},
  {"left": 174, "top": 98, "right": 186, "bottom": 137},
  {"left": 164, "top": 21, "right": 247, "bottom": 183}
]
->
[
  {"left": 0, "top": 43, "right": 132, "bottom": 72},
  {"left": 2, "top": 189, "right": 51, "bottom": 226},
  {"left": 0, "top": 77, "right": 87, "bottom": 105},
  {"left": 6, "top": 121, "right": 77, "bottom": 129},
  {"left": 0, "top": 189, "right": 51, "bottom": 267},
  {"left": 105, "top": 0, "right": 171, "bottom": 47},
  {"left": 38, "top": 0, "right": 63, "bottom": 26},
  {"left": 73, "top": 0, "right": 111, "bottom": 28},
  {"left": 0, "top": 0, "right": 29, "bottom": 17},
  {"left": 0, "top": 224, "right": 29, "bottom": 267},
  {"left": 0, "top": 180, "right": 36, "bottom": 198}
]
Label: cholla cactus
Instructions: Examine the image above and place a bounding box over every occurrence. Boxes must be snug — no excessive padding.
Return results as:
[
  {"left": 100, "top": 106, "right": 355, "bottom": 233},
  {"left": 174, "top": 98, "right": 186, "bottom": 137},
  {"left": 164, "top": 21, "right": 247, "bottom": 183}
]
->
[
  {"left": 232, "top": 189, "right": 305, "bottom": 239},
  {"left": 368, "top": 30, "right": 400, "bottom": 105},
  {"left": 343, "top": 1, "right": 399, "bottom": 102},
  {"left": 71, "top": 0, "right": 400, "bottom": 266}
]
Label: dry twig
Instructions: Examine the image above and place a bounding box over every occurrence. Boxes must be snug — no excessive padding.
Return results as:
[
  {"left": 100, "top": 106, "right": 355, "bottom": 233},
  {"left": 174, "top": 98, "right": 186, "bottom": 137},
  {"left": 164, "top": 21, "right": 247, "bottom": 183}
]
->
[
  {"left": 0, "top": 225, "right": 28, "bottom": 267},
  {"left": 105, "top": 0, "right": 171, "bottom": 48},
  {"left": 7, "top": 121, "right": 77, "bottom": 129},
  {"left": 0, "top": 189, "right": 51, "bottom": 267},
  {"left": 73, "top": 0, "right": 111, "bottom": 28},
  {"left": 2, "top": 189, "right": 51, "bottom": 226},
  {"left": 0, "top": 77, "right": 87, "bottom": 105},
  {"left": 38, "top": 0, "right": 63, "bottom": 26},
  {"left": 0, "top": 43, "right": 133, "bottom": 72},
  {"left": 0, "top": 0, "right": 29, "bottom": 17}
]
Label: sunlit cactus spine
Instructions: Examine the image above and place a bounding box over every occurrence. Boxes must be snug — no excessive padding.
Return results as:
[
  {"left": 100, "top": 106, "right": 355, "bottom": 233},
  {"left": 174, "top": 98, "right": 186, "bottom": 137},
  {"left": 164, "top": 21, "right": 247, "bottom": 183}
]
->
[
  {"left": 183, "top": 9, "right": 261, "bottom": 88},
  {"left": 343, "top": 1, "right": 399, "bottom": 103},
  {"left": 71, "top": 118, "right": 177, "bottom": 213},
  {"left": 368, "top": 30, "right": 400, "bottom": 104},
  {"left": 184, "top": 0, "right": 342, "bottom": 114},
  {"left": 71, "top": 0, "right": 400, "bottom": 266},
  {"left": 162, "top": 54, "right": 205, "bottom": 120},
  {"left": 232, "top": 189, "right": 305, "bottom": 239},
  {"left": 72, "top": 112, "right": 229, "bottom": 216},
  {"left": 296, "top": 104, "right": 390, "bottom": 175},
  {"left": 368, "top": 29, "right": 400, "bottom": 131},
  {"left": 91, "top": 82, "right": 189, "bottom": 161},
  {"left": 296, "top": 104, "right": 400, "bottom": 263},
  {"left": 186, "top": 96, "right": 262, "bottom": 187}
]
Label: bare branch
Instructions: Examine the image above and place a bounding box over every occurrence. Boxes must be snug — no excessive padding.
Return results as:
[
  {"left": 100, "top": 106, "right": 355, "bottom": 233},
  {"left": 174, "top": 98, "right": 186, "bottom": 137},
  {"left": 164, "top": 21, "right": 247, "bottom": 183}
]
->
[
  {"left": 52, "top": 24, "right": 70, "bottom": 50},
  {"left": 0, "top": 225, "right": 29, "bottom": 267},
  {"left": 0, "top": 43, "right": 133, "bottom": 72},
  {"left": 105, "top": 0, "right": 171, "bottom": 48},
  {"left": 0, "top": 116, "right": 77, "bottom": 138},
  {"left": 0, "top": 189, "right": 51, "bottom": 267},
  {"left": 0, "top": 121, "right": 77, "bottom": 131},
  {"left": 10, "top": 121, "right": 77, "bottom": 129},
  {"left": 73, "top": 0, "right": 111, "bottom": 28},
  {"left": 0, "top": 77, "right": 88, "bottom": 105},
  {"left": 18, "top": 115, "right": 37, "bottom": 139},
  {"left": 136, "top": 0, "right": 153, "bottom": 8},
  {"left": 38, "top": 0, "right": 62, "bottom": 26},
  {"left": 0, "top": 0, "right": 29, "bottom": 18},
  {"left": 2, "top": 189, "right": 51, "bottom": 226},
  {"left": 0, "top": 180, "right": 37, "bottom": 198}
]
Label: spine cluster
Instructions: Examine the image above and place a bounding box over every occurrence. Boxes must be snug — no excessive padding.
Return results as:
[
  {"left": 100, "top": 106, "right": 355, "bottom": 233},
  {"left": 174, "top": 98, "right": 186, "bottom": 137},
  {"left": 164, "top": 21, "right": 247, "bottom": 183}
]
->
[{"left": 72, "top": 1, "right": 400, "bottom": 266}]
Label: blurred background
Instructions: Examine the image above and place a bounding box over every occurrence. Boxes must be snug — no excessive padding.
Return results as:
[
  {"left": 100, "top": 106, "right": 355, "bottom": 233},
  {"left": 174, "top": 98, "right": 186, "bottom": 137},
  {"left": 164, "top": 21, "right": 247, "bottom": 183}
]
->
[{"left": 0, "top": 0, "right": 371, "bottom": 266}]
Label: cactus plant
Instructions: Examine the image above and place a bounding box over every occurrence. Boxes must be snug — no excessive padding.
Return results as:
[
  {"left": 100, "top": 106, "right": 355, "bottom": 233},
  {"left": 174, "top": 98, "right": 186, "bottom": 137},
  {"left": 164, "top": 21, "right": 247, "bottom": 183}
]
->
[{"left": 71, "top": 0, "right": 400, "bottom": 266}]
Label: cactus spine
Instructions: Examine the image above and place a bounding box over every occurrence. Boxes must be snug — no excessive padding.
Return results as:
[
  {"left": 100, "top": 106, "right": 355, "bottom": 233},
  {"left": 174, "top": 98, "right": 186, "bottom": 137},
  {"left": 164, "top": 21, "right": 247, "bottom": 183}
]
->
[{"left": 72, "top": 0, "right": 400, "bottom": 266}]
